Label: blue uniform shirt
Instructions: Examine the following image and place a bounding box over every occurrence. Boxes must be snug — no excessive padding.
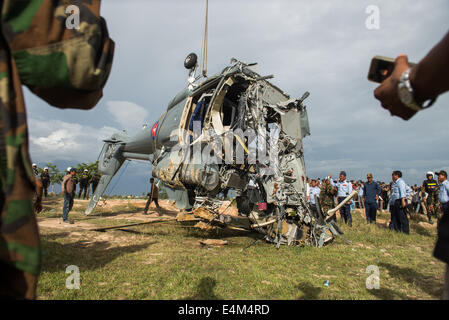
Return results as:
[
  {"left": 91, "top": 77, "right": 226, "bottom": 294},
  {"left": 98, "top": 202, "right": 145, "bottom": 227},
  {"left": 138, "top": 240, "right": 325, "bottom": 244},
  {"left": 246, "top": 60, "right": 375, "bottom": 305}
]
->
[
  {"left": 390, "top": 178, "right": 407, "bottom": 204},
  {"left": 330, "top": 179, "right": 353, "bottom": 197},
  {"left": 309, "top": 186, "right": 321, "bottom": 205},
  {"left": 439, "top": 180, "right": 449, "bottom": 204}
]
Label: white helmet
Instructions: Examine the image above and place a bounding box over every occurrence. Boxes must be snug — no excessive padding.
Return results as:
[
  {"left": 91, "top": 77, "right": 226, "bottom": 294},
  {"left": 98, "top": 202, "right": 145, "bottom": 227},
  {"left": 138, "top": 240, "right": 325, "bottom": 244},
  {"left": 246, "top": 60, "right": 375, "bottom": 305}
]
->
[
  {"left": 84, "top": 169, "right": 88, "bottom": 172},
  {"left": 44, "top": 167, "right": 49, "bottom": 170},
  {"left": 426, "top": 171, "right": 434, "bottom": 177},
  {"left": 32, "top": 163, "right": 37, "bottom": 167},
  {"left": 67, "top": 167, "right": 72, "bottom": 172}
]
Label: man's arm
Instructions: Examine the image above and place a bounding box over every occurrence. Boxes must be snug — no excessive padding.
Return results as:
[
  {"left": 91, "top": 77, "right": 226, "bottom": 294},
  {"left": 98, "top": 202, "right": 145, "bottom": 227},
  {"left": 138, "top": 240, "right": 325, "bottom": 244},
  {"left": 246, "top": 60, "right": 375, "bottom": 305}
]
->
[
  {"left": 61, "top": 176, "right": 67, "bottom": 194},
  {"left": 445, "top": 182, "right": 449, "bottom": 198},
  {"left": 409, "top": 31, "right": 449, "bottom": 103},
  {"left": 374, "top": 30, "right": 449, "bottom": 120},
  {"left": 398, "top": 181, "right": 407, "bottom": 207}
]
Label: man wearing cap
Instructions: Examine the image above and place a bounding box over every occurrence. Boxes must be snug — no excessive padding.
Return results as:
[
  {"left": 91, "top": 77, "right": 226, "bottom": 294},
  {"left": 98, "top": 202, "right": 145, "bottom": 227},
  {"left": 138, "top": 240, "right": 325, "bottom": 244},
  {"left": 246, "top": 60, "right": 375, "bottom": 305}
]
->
[
  {"left": 61, "top": 168, "right": 76, "bottom": 224},
  {"left": 40, "top": 168, "right": 51, "bottom": 197},
  {"left": 78, "top": 169, "right": 91, "bottom": 200},
  {"left": 389, "top": 170, "right": 409, "bottom": 234},
  {"left": 421, "top": 172, "right": 440, "bottom": 224},
  {"left": 363, "top": 173, "right": 381, "bottom": 223},
  {"left": 329, "top": 171, "right": 353, "bottom": 226},
  {"left": 434, "top": 170, "right": 449, "bottom": 299}
]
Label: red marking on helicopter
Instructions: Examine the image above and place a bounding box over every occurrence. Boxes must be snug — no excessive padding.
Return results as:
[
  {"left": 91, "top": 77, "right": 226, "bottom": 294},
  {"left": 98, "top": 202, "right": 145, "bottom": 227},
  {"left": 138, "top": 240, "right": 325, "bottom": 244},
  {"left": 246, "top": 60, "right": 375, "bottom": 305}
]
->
[{"left": 151, "top": 122, "right": 159, "bottom": 139}]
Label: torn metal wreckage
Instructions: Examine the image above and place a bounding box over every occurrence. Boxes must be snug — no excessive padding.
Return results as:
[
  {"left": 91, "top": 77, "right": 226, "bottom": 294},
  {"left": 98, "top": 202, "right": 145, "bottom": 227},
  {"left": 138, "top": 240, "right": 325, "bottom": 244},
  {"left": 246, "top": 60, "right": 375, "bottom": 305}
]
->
[{"left": 86, "top": 56, "right": 354, "bottom": 248}]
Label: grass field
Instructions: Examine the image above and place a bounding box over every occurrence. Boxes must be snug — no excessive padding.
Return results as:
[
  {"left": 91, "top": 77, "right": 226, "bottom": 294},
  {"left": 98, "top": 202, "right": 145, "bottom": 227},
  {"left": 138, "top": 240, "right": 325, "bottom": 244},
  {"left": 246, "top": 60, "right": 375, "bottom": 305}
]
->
[{"left": 36, "top": 196, "right": 445, "bottom": 300}]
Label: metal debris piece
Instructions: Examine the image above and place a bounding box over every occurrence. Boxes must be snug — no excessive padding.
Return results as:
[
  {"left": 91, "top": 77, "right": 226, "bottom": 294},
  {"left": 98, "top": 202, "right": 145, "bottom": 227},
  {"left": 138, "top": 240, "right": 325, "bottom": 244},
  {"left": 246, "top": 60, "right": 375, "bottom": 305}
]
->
[{"left": 199, "top": 239, "right": 228, "bottom": 246}]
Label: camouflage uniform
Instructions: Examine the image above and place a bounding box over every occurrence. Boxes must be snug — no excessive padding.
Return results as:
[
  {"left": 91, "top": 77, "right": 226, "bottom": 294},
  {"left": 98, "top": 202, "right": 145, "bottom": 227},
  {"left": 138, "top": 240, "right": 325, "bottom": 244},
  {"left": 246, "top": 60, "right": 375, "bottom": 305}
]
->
[
  {"left": 0, "top": 1, "right": 114, "bottom": 299},
  {"left": 421, "top": 179, "right": 441, "bottom": 222},
  {"left": 320, "top": 182, "right": 336, "bottom": 219}
]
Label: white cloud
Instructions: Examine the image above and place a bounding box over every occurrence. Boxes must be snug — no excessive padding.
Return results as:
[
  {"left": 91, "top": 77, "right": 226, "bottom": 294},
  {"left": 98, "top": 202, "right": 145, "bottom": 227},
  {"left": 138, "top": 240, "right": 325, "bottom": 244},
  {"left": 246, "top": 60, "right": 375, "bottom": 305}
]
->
[
  {"left": 106, "top": 101, "right": 150, "bottom": 134},
  {"left": 28, "top": 118, "right": 119, "bottom": 163},
  {"left": 28, "top": 100, "right": 151, "bottom": 163}
]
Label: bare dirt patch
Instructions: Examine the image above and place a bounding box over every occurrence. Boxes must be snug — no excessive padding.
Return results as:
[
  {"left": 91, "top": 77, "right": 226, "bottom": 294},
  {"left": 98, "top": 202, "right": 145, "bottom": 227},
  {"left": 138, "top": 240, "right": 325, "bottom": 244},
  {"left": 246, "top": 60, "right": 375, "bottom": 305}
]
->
[{"left": 37, "top": 218, "right": 95, "bottom": 230}]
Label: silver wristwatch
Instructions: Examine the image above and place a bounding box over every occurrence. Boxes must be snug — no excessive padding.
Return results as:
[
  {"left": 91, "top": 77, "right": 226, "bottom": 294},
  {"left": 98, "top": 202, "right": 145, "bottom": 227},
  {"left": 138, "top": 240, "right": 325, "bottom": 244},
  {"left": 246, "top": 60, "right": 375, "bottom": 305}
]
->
[
  {"left": 397, "top": 68, "right": 422, "bottom": 111},
  {"left": 398, "top": 68, "right": 436, "bottom": 111}
]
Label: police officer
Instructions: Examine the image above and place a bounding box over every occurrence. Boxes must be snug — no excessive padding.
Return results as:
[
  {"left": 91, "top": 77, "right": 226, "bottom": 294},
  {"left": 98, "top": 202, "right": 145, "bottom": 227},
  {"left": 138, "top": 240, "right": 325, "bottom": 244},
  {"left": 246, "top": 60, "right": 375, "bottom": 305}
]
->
[
  {"left": 40, "top": 167, "right": 51, "bottom": 197},
  {"left": 329, "top": 171, "right": 353, "bottom": 226},
  {"left": 389, "top": 170, "right": 409, "bottom": 234},
  {"left": 434, "top": 170, "right": 449, "bottom": 299},
  {"left": 78, "top": 169, "right": 90, "bottom": 199},
  {"left": 320, "top": 177, "right": 337, "bottom": 221},
  {"left": 421, "top": 171, "right": 440, "bottom": 224}
]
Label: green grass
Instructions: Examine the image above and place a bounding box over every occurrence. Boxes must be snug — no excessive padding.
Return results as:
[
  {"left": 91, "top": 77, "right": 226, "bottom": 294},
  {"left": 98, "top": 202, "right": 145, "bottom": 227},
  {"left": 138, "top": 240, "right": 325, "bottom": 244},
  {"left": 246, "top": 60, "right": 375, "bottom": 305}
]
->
[{"left": 36, "top": 200, "right": 445, "bottom": 300}]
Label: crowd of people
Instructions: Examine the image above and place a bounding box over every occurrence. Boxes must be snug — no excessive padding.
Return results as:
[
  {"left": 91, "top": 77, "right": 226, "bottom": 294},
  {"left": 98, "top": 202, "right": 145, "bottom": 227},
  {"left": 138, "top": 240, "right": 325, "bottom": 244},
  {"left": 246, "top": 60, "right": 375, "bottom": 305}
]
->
[
  {"left": 31, "top": 165, "right": 101, "bottom": 200},
  {"left": 31, "top": 165, "right": 101, "bottom": 224},
  {"left": 305, "top": 170, "right": 448, "bottom": 234}
]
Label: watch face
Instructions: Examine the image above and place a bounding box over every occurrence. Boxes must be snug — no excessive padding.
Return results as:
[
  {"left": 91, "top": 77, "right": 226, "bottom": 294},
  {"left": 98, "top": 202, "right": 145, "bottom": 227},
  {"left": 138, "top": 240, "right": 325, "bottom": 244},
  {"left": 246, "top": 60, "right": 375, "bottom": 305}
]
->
[{"left": 398, "top": 85, "right": 413, "bottom": 105}]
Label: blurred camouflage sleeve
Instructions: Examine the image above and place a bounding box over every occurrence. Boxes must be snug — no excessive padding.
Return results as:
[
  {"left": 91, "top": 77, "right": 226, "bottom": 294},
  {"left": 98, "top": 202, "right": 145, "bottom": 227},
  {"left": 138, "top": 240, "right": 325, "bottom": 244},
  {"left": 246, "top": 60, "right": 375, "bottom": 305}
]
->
[
  {"left": 0, "top": 0, "right": 114, "bottom": 299},
  {"left": 4, "top": 0, "right": 115, "bottom": 109}
]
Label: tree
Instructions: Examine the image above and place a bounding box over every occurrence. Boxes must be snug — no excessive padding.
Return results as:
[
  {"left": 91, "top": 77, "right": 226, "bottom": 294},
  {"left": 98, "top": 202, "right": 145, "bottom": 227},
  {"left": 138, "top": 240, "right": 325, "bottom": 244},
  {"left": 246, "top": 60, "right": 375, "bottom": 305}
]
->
[{"left": 74, "top": 161, "right": 99, "bottom": 181}]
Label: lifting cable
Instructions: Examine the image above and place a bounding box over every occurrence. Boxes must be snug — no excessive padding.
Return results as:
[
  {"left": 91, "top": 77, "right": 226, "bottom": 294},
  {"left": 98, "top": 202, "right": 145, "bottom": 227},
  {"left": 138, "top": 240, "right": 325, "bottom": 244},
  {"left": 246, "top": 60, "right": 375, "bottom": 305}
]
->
[{"left": 201, "top": 0, "right": 209, "bottom": 77}]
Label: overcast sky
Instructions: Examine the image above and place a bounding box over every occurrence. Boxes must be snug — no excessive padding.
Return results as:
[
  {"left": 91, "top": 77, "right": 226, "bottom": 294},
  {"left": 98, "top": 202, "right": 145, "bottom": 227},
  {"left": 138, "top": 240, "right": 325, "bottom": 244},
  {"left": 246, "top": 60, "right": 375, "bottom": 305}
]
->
[{"left": 26, "top": 0, "right": 449, "bottom": 194}]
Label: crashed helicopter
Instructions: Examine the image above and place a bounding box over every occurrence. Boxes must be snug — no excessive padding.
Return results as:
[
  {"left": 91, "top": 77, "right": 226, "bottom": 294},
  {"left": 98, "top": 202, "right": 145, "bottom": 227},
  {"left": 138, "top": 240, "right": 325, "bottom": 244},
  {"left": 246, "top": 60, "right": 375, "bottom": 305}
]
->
[{"left": 86, "top": 54, "right": 355, "bottom": 248}]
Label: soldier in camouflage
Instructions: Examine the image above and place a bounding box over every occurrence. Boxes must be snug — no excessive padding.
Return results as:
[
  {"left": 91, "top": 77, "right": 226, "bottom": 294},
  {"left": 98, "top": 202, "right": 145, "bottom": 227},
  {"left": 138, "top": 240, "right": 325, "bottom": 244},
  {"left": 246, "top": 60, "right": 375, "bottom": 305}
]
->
[
  {"left": 422, "top": 172, "right": 440, "bottom": 224},
  {"left": 320, "top": 178, "right": 337, "bottom": 221},
  {"left": 0, "top": 0, "right": 114, "bottom": 299}
]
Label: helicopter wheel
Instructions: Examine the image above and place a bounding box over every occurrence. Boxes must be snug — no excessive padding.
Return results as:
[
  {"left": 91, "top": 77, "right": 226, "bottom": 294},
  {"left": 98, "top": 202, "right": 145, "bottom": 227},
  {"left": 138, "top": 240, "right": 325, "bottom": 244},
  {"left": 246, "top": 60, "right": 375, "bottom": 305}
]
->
[{"left": 184, "top": 53, "right": 198, "bottom": 70}]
